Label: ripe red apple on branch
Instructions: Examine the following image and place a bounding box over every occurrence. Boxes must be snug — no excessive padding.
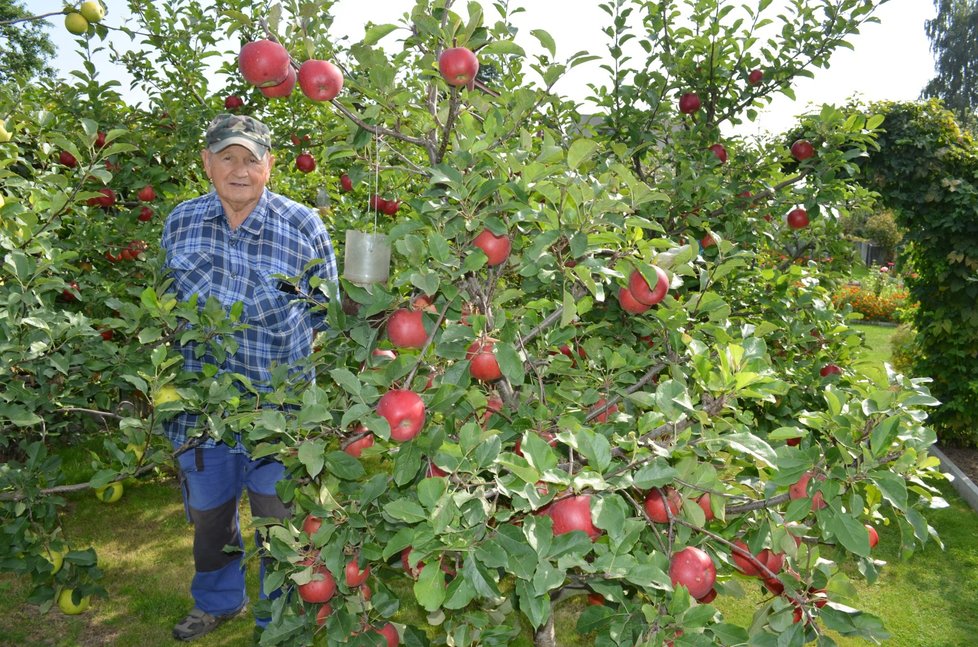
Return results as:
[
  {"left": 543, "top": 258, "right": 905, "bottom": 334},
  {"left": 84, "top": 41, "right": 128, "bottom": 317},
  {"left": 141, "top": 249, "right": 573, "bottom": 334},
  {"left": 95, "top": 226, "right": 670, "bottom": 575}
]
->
[
  {"left": 669, "top": 546, "right": 716, "bottom": 599},
  {"left": 472, "top": 228, "right": 511, "bottom": 266},
  {"left": 789, "top": 471, "right": 827, "bottom": 511},
  {"left": 785, "top": 207, "right": 809, "bottom": 229},
  {"left": 546, "top": 494, "right": 602, "bottom": 540},
  {"left": 137, "top": 185, "right": 156, "bottom": 202},
  {"left": 297, "top": 561, "right": 337, "bottom": 603},
  {"left": 709, "top": 143, "right": 728, "bottom": 163},
  {"left": 748, "top": 68, "right": 764, "bottom": 85},
  {"left": 376, "top": 389, "right": 426, "bottom": 441},
  {"left": 224, "top": 95, "right": 244, "bottom": 110},
  {"left": 466, "top": 338, "right": 502, "bottom": 382},
  {"left": 298, "top": 59, "right": 344, "bottom": 101},
  {"left": 345, "top": 556, "right": 370, "bottom": 587},
  {"left": 340, "top": 173, "right": 353, "bottom": 192},
  {"left": 238, "top": 39, "right": 292, "bottom": 87},
  {"left": 678, "top": 92, "right": 701, "bottom": 114},
  {"left": 617, "top": 287, "right": 650, "bottom": 314},
  {"left": 628, "top": 265, "right": 670, "bottom": 306},
  {"left": 59, "top": 150, "right": 78, "bottom": 168},
  {"left": 138, "top": 206, "right": 154, "bottom": 222},
  {"left": 643, "top": 487, "right": 682, "bottom": 523},
  {"left": 260, "top": 66, "right": 297, "bottom": 98},
  {"left": 296, "top": 153, "right": 316, "bottom": 173},
  {"left": 387, "top": 308, "right": 428, "bottom": 348},
  {"left": 791, "top": 139, "right": 816, "bottom": 161},
  {"left": 438, "top": 47, "right": 479, "bottom": 88}
]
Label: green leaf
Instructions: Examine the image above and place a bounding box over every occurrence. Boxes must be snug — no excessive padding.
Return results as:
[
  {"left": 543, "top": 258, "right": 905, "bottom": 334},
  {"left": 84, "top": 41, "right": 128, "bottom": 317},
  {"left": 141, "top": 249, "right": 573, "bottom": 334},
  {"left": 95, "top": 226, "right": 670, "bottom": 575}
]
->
[
  {"left": 297, "top": 440, "right": 326, "bottom": 478},
  {"left": 325, "top": 451, "right": 365, "bottom": 480},
  {"left": 383, "top": 498, "right": 428, "bottom": 523},
  {"left": 530, "top": 29, "right": 556, "bottom": 56},
  {"left": 328, "top": 368, "right": 362, "bottom": 396},
  {"left": 567, "top": 139, "right": 598, "bottom": 170},
  {"left": 496, "top": 341, "right": 525, "bottom": 385},
  {"left": 828, "top": 512, "right": 871, "bottom": 557},
  {"left": 478, "top": 40, "right": 525, "bottom": 56},
  {"left": 418, "top": 476, "right": 447, "bottom": 510},
  {"left": 414, "top": 563, "right": 447, "bottom": 612},
  {"left": 868, "top": 470, "right": 908, "bottom": 511},
  {"left": 714, "top": 431, "right": 778, "bottom": 468},
  {"left": 363, "top": 23, "right": 398, "bottom": 46},
  {"left": 869, "top": 415, "right": 900, "bottom": 456}
]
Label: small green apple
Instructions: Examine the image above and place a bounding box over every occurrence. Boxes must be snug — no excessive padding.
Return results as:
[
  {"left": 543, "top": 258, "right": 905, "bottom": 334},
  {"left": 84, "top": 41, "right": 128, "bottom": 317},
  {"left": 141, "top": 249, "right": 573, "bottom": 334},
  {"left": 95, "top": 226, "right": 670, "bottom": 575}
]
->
[
  {"left": 43, "top": 547, "right": 66, "bottom": 575},
  {"left": 0, "top": 120, "right": 12, "bottom": 142},
  {"left": 95, "top": 482, "right": 124, "bottom": 503},
  {"left": 57, "top": 588, "right": 91, "bottom": 615},
  {"left": 79, "top": 1, "right": 105, "bottom": 23},
  {"left": 154, "top": 385, "right": 181, "bottom": 406},
  {"left": 125, "top": 443, "right": 145, "bottom": 462},
  {"left": 64, "top": 12, "right": 89, "bottom": 35}
]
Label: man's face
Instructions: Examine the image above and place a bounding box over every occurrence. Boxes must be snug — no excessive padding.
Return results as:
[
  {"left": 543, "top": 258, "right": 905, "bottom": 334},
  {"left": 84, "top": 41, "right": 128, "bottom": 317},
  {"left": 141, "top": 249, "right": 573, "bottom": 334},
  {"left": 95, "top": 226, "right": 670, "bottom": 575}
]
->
[{"left": 201, "top": 144, "right": 274, "bottom": 210}]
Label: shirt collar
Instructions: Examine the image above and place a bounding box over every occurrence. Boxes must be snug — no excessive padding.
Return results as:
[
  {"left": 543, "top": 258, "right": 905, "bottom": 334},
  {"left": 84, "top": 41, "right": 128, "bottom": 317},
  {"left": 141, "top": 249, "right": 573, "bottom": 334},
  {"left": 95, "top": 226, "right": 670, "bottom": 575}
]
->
[{"left": 202, "top": 189, "right": 269, "bottom": 236}]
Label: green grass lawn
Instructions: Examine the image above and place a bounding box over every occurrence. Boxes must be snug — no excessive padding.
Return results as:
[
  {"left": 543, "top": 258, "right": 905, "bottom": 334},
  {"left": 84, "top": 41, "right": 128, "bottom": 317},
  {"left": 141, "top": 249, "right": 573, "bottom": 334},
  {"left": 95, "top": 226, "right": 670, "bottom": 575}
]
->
[{"left": 4, "top": 324, "right": 974, "bottom": 646}]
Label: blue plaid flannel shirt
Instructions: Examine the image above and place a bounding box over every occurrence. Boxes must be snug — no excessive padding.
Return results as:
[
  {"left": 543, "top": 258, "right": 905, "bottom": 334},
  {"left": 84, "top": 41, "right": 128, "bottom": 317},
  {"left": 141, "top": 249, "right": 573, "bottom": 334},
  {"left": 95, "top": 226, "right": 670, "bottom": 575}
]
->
[{"left": 161, "top": 189, "right": 338, "bottom": 450}]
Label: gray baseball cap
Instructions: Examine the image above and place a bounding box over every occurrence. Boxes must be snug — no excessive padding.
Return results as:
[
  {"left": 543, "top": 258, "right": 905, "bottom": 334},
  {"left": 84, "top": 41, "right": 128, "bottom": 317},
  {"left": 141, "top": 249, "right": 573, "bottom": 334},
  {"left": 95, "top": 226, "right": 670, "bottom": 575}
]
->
[{"left": 205, "top": 113, "right": 272, "bottom": 158}]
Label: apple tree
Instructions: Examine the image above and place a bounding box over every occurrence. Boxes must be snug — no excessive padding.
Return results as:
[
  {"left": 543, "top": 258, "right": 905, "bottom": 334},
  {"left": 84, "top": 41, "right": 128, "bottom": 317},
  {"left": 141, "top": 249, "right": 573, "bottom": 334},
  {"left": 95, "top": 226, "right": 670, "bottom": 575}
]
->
[
  {"left": 0, "top": 1, "right": 946, "bottom": 645},
  {"left": 128, "top": 1, "right": 943, "bottom": 646}
]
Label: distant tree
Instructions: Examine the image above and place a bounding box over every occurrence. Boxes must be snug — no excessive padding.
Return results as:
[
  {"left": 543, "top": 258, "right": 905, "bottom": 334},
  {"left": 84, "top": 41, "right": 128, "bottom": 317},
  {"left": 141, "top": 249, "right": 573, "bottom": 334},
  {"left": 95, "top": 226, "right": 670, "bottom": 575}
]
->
[
  {"left": 0, "top": 0, "right": 55, "bottom": 85},
  {"left": 922, "top": 0, "right": 978, "bottom": 131}
]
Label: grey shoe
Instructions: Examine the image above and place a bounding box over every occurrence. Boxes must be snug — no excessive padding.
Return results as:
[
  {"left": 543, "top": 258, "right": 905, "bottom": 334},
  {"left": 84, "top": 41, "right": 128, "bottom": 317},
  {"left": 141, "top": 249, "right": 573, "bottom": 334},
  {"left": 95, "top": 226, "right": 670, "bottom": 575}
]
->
[{"left": 172, "top": 605, "right": 246, "bottom": 641}]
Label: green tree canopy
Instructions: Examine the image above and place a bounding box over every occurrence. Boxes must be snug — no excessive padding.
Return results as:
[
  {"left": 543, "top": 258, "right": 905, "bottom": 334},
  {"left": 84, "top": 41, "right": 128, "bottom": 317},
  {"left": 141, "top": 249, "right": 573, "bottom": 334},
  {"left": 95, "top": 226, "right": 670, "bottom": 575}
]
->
[
  {"left": 0, "top": 0, "right": 55, "bottom": 85},
  {"left": 922, "top": 0, "right": 978, "bottom": 131}
]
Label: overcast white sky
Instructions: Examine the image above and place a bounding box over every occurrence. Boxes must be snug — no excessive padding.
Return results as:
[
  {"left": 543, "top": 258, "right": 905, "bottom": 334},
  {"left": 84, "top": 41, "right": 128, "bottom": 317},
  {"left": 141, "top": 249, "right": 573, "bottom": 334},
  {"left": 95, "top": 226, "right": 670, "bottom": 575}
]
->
[{"left": 41, "top": 0, "right": 937, "bottom": 137}]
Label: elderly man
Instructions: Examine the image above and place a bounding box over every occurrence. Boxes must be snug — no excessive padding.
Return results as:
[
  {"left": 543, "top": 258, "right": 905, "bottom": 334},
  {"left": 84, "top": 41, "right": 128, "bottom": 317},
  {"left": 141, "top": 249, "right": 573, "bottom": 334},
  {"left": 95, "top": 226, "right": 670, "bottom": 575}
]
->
[{"left": 162, "top": 113, "right": 337, "bottom": 641}]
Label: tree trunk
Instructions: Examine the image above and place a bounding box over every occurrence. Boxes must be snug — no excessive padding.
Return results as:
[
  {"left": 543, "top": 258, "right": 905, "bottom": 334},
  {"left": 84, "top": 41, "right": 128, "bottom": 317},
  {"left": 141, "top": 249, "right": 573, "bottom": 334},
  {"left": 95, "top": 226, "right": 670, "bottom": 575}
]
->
[{"left": 533, "top": 610, "right": 556, "bottom": 647}]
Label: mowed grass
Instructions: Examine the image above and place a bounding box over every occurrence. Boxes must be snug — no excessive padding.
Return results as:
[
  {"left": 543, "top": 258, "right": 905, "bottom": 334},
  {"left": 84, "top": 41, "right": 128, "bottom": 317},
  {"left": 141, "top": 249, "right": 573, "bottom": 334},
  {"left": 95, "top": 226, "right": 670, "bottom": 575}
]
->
[{"left": 5, "top": 324, "right": 977, "bottom": 646}]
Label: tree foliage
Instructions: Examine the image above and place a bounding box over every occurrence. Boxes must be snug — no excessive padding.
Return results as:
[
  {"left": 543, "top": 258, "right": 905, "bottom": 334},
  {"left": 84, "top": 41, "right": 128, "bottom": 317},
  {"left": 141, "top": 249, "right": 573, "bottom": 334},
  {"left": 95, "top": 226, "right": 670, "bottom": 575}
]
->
[
  {"left": 0, "top": 0, "right": 55, "bottom": 86},
  {"left": 0, "top": 1, "right": 949, "bottom": 646},
  {"left": 856, "top": 98, "right": 978, "bottom": 446},
  {"left": 922, "top": 0, "right": 978, "bottom": 132}
]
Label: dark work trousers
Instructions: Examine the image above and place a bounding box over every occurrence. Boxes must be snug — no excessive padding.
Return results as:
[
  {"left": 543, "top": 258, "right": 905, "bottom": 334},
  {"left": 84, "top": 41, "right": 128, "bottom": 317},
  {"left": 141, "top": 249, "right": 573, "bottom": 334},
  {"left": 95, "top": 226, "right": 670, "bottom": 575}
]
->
[{"left": 173, "top": 442, "right": 290, "bottom": 627}]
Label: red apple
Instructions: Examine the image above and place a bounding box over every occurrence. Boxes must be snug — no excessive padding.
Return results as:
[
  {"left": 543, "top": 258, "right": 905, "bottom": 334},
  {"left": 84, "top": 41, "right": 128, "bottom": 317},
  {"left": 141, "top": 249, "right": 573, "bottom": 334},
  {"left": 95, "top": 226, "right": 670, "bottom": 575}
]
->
[
  {"left": 546, "top": 494, "right": 601, "bottom": 540},
  {"left": 303, "top": 514, "right": 323, "bottom": 538},
  {"left": 377, "top": 389, "right": 426, "bottom": 442},
  {"left": 679, "top": 92, "right": 701, "bottom": 114},
  {"left": 438, "top": 47, "right": 479, "bottom": 88},
  {"left": 61, "top": 281, "right": 80, "bottom": 302},
  {"left": 643, "top": 487, "right": 682, "bottom": 523},
  {"left": 472, "top": 229, "right": 511, "bottom": 266},
  {"left": 790, "top": 139, "right": 816, "bottom": 162},
  {"left": 298, "top": 59, "right": 344, "bottom": 101},
  {"left": 296, "top": 153, "right": 316, "bottom": 173},
  {"left": 866, "top": 524, "right": 879, "bottom": 548},
  {"left": 297, "top": 563, "right": 336, "bottom": 603},
  {"left": 401, "top": 547, "right": 422, "bottom": 579},
  {"left": 238, "top": 39, "right": 292, "bottom": 87},
  {"left": 345, "top": 557, "right": 370, "bottom": 587},
  {"left": 589, "top": 397, "right": 619, "bottom": 423},
  {"left": 789, "top": 472, "right": 826, "bottom": 511},
  {"left": 387, "top": 308, "right": 428, "bottom": 348},
  {"left": 369, "top": 194, "right": 386, "bottom": 212},
  {"left": 340, "top": 174, "right": 353, "bottom": 192},
  {"left": 99, "top": 328, "right": 113, "bottom": 341},
  {"left": 259, "top": 65, "right": 297, "bottom": 98},
  {"left": 224, "top": 95, "right": 244, "bottom": 110},
  {"left": 701, "top": 233, "right": 716, "bottom": 249},
  {"left": 820, "top": 363, "right": 842, "bottom": 377},
  {"left": 618, "top": 287, "right": 650, "bottom": 314},
  {"left": 59, "top": 150, "right": 78, "bottom": 167},
  {"left": 628, "top": 266, "right": 670, "bottom": 306},
  {"left": 466, "top": 338, "right": 502, "bottom": 382},
  {"left": 372, "top": 622, "right": 400, "bottom": 647},
  {"left": 137, "top": 185, "right": 156, "bottom": 202},
  {"left": 587, "top": 592, "right": 605, "bottom": 606},
  {"left": 137, "top": 206, "right": 153, "bottom": 222},
  {"left": 87, "top": 187, "right": 116, "bottom": 208},
  {"left": 95, "top": 131, "right": 106, "bottom": 149},
  {"left": 748, "top": 68, "right": 764, "bottom": 85},
  {"left": 731, "top": 540, "right": 761, "bottom": 576},
  {"left": 381, "top": 199, "right": 400, "bottom": 216},
  {"left": 344, "top": 426, "right": 374, "bottom": 457},
  {"left": 669, "top": 546, "right": 716, "bottom": 599},
  {"left": 696, "top": 588, "right": 717, "bottom": 603},
  {"left": 696, "top": 493, "right": 715, "bottom": 521},
  {"left": 315, "top": 603, "right": 332, "bottom": 626},
  {"left": 785, "top": 207, "right": 809, "bottom": 229},
  {"left": 709, "top": 143, "right": 728, "bottom": 163}
]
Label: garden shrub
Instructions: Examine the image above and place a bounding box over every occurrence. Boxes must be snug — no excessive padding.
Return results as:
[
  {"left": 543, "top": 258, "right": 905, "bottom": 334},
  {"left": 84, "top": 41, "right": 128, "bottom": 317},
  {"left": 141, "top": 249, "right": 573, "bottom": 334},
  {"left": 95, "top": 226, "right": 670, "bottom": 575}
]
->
[
  {"left": 890, "top": 323, "right": 918, "bottom": 375},
  {"left": 862, "top": 210, "right": 902, "bottom": 260}
]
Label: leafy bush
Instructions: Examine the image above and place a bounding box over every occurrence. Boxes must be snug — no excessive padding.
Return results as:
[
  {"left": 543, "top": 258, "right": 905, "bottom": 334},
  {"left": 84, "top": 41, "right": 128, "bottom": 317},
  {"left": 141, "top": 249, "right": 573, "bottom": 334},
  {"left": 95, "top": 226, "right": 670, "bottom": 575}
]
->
[
  {"left": 862, "top": 210, "right": 903, "bottom": 259},
  {"left": 890, "top": 324, "right": 918, "bottom": 374}
]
